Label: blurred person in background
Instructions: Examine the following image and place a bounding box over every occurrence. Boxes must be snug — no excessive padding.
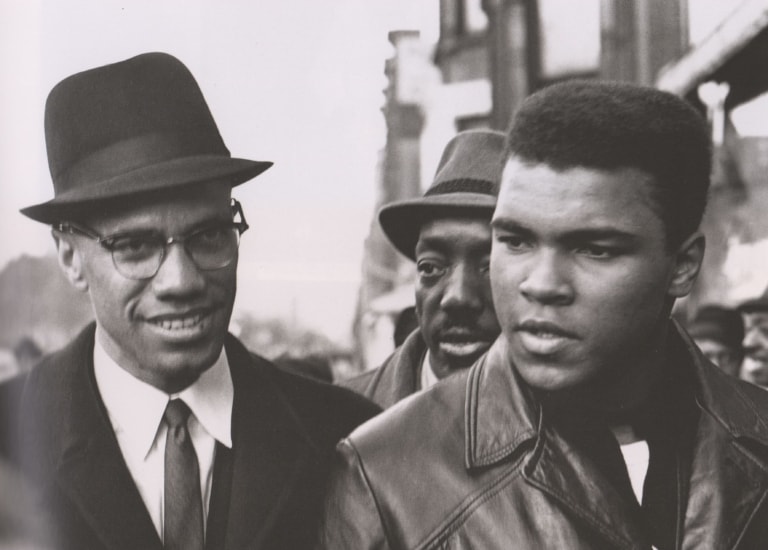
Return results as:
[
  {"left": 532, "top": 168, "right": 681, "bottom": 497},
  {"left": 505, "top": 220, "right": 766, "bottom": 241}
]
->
[
  {"left": 319, "top": 81, "right": 768, "bottom": 549},
  {"left": 687, "top": 304, "right": 744, "bottom": 376},
  {"left": 339, "top": 130, "right": 504, "bottom": 409},
  {"left": 738, "top": 288, "right": 768, "bottom": 388},
  {"left": 13, "top": 52, "right": 378, "bottom": 550}
]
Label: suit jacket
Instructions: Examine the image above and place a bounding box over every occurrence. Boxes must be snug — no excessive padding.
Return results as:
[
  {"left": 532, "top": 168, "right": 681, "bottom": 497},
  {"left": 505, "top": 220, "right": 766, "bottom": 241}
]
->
[
  {"left": 339, "top": 329, "right": 426, "bottom": 409},
  {"left": 319, "top": 324, "right": 768, "bottom": 549},
  {"left": 18, "top": 323, "right": 379, "bottom": 550}
]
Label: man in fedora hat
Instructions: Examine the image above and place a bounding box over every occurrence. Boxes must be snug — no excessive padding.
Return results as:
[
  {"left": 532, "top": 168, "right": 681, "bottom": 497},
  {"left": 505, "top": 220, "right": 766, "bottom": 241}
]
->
[
  {"left": 340, "top": 130, "right": 503, "bottom": 408},
  {"left": 14, "top": 52, "right": 378, "bottom": 550},
  {"left": 319, "top": 81, "right": 768, "bottom": 548},
  {"left": 738, "top": 287, "right": 768, "bottom": 388},
  {"left": 687, "top": 304, "right": 744, "bottom": 377}
]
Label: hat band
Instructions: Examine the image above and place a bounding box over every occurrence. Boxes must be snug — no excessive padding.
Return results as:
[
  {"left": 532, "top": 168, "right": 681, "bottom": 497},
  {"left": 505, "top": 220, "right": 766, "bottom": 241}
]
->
[
  {"left": 425, "top": 178, "right": 496, "bottom": 197},
  {"left": 55, "top": 131, "right": 229, "bottom": 193}
]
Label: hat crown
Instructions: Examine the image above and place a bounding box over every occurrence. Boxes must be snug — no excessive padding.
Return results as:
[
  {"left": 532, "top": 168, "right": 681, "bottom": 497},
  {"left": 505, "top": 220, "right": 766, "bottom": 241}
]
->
[
  {"left": 22, "top": 52, "right": 272, "bottom": 224},
  {"left": 377, "top": 129, "right": 506, "bottom": 260},
  {"left": 426, "top": 129, "right": 506, "bottom": 197},
  {"left": 45, "top": 52, "right": 228, "bottom": 194}
]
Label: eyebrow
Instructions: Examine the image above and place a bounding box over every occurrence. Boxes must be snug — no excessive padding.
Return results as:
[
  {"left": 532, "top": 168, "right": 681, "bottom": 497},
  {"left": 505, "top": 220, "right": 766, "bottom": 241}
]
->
[{"left": 491, "top": 218, "right": 639, "bottom": 243}]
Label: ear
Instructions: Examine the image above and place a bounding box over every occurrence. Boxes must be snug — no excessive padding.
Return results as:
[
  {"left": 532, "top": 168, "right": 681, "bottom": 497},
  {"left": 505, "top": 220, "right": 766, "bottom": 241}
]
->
[
  {"left": 52, "top": 230, "right": 89, "bottom": 292},
  {"left": 667, "top": 231, "right": 705, "bottom": 298}
]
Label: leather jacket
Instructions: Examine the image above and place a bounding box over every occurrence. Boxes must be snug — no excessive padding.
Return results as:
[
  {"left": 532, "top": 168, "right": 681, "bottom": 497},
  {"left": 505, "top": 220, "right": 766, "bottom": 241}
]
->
[{"left": 318, "top": 325, "right": 768, "bottom": 549}]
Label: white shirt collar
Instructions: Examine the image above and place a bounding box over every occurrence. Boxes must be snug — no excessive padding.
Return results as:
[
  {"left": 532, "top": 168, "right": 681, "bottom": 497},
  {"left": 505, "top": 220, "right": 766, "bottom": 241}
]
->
[
  {"left": 93, "top": 327, "right": 234, "bottom": 462},
  {"left": 420, "top": 350, "right": 440, "bottom": 391}
]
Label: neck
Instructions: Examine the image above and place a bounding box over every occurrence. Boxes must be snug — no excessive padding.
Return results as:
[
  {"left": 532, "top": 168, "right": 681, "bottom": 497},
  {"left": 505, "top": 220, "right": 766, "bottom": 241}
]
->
[{"left": 541, "top": 322, "right": 672, "bottom": 429}]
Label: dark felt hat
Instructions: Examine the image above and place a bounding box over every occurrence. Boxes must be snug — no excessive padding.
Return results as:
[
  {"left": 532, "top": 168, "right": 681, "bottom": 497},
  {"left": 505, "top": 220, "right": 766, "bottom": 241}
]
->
[
  {"left": 379, "top": 129, "right": 506, "bottom": 260},
  {"left": 738, "top": 287, "right": 768, "bottom": 314},
  {"left": 21, "top": 52, "right": 272, "bottom": 224},
  {"left": 688, "top": 305, "right": 744, "bottom": 348}
]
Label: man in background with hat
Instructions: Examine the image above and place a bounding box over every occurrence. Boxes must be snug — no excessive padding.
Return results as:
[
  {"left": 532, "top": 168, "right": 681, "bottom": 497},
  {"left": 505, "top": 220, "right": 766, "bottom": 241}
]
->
[
  {"left": 340, "top": 130, "right": 503, "bottom": 409},
  {"left": 14, "top": 52, "right": 378, "bottom": 550},
  {"left": 687, "top": 304, "right": 744, "bottom": 377},
  {"left": 739, "top": 288, "right": 768, "bottom": 388}
]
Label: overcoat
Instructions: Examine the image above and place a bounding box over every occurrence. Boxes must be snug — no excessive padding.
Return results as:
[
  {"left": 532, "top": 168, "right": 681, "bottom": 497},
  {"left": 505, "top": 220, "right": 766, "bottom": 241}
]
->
[
  {"left": 340, "top": 329, "right": 426, "bottom": 409},
  {"left": 319, "top": 325, "right": 768, "bottom": 549},
  {"left": 19, "top": 323, "right": 379, "bottom": 550}
]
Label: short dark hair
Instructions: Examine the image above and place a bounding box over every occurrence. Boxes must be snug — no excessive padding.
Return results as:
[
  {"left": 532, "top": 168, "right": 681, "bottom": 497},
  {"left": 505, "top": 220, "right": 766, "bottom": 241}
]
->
[{"left": 505, "top": 80, "right": 712, "bottom": 248}]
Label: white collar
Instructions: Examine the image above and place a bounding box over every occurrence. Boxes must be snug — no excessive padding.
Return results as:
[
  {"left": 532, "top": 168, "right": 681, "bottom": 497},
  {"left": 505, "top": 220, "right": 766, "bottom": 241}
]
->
[
  {"left": 93, "top": 327, "right": 234, "bottom": 462},
  {"left": 420, "top": 350, "right": 440, "bottom": 391}
]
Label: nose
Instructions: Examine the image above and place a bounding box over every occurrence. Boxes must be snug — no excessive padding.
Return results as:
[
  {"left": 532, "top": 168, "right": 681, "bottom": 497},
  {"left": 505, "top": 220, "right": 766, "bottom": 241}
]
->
[
  {"left": 151, "top": 242, "right": 206, "bottom": 297},
  {"left": 518, "top": 250, "right": 573, "bottom": 306},
  {"left": 440, "top": 263, "right": 484, "bottom": 312},
  {"left": 743, "top": 326, "right": 768, "bottom": 356}
]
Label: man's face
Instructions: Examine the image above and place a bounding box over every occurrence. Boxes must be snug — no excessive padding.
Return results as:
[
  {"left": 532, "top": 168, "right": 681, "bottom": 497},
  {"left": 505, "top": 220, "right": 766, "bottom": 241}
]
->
[
  {"left": 56, "top": 184, "right": 237, "bottom": 393},
  {"left": 414, "top": 216, "right": 500, "bottom": 379},
  {"left": 693, "top": 337, "right": 742, "bottom": 377},
  {"left": 490, "top": 158, "right": 701, "bottom": 393},
  {"left": 741, "top": 311, "right": 768, "bottom": 386}
]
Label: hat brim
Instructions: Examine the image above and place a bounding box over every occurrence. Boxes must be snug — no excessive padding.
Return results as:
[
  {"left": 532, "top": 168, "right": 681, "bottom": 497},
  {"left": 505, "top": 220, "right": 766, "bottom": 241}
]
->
[
  {"left": 378, "top": 192, "right": 496, "bottom": 260},
  {"left": 738, "top": 297, "right": 768, "bottom": 314},
  {"left": 20, "top": 155, "right": 272, "bottom": 224}
]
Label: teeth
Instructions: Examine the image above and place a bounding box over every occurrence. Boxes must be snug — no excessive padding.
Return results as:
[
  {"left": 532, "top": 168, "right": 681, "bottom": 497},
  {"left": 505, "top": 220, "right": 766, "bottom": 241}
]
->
[
  {"left": 153, "top": 313, "right": 203, "bottom": 330},
  {"left": 532, "top": 331, "right": 559, "bottom": 339},
  {"left": 440, "top": 341, "right": 486, "bottom": 356}
]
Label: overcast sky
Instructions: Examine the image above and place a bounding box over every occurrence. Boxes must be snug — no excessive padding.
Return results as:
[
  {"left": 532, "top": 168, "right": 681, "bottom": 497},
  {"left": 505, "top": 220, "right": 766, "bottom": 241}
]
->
[{"left": 0, "top": 0, "right": 439, "bottom": 344}]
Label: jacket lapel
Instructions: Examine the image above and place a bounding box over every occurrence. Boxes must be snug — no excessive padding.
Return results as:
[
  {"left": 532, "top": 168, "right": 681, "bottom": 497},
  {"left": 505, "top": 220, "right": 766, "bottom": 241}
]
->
[
  {"left": 523, "top": 427, "right": 646, "bottom": 549},
  {"left": 677, "top": 327, "right": 768, "bottom": 549},
  {"left": 221, "top": 337, "right": 319, "bottom": 549},
  {"left": 50, "top": 326, "right": 162, "bottom": 550},
  {"left": 465, "top": 339, "right": 645, "bottom": 549},
  {"left": 369, "top": 330, "right": 425, "bottom": 407}
]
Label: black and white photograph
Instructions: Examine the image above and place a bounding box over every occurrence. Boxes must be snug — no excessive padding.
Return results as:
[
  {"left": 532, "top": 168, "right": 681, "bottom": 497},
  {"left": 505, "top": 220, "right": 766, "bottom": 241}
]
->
[{"left": 2, "top": 1, "right": 768, "bottom": 548}]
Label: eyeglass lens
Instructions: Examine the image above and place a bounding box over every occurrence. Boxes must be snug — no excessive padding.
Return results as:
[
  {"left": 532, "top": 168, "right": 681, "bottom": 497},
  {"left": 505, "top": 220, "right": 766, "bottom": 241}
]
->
[{"left": 111, "top": 225, "right": 241, "bottom": 279}]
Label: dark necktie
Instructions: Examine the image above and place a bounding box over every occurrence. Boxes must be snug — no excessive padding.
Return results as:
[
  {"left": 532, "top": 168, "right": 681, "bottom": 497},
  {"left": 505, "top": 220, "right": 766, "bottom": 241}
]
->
[{"left": 164, "top": 399, "right": 204, "bottom": 550}]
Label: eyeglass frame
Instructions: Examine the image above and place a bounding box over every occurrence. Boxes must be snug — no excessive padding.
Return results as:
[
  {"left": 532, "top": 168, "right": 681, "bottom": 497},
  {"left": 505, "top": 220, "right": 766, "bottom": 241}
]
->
[{"left": 53, "top": 198, "right": 249, "bottom": 280}]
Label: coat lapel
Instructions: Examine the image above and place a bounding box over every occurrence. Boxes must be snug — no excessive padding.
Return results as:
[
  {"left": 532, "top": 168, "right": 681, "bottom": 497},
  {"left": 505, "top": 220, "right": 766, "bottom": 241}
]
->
[
  {"left": 221, "top": 338, "right": 319, "bottom": 549},
  {"left": 466, "top": 340, "right": 645, "bottom": 549},
  {"left": 681, "top": 412, "right": 768, "bottom": 549},
  {"left": 48, "top": 326, "right": 162, "bottom": 550},
  {"left": 677, "top": 327, "right": 768, "bottom": 549},
  {"left": 523, "top": 426, "right": 646, "bottom": 549},
  {"left": 369, "top": 329, "right": 424, "bottom": 407}
]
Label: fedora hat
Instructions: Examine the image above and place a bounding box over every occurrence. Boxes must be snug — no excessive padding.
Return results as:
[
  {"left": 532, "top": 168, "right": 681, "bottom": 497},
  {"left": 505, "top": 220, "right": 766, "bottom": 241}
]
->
[
  {"left": 379, "top": 129, "right": 506, "bottom": 260},
  {"left": 21, "top": 52, "right": 272, "bottom": 224},
  {"left": 739, "top": 287, "right": 768, "bottom": 314}
]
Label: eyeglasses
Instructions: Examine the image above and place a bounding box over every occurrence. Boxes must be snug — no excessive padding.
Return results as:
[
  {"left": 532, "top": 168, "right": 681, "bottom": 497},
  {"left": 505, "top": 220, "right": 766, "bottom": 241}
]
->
[{"left": 55, "top": 198, "right": 249, "bottom": 280}]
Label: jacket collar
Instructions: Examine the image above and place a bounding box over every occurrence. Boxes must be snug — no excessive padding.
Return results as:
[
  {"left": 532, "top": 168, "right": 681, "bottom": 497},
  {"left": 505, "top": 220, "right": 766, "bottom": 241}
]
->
[
  {"left": 464, "top": 323, "right": 768, "bottom": 548},
  {"left": 676, "top": 322, "right": 768, "bottom": 446},
  {"left": 361, "top": 329, "right": 426, "bottom": 409},
  {"left": 464, "top": 337, "right": 538, "bottom": 469}
]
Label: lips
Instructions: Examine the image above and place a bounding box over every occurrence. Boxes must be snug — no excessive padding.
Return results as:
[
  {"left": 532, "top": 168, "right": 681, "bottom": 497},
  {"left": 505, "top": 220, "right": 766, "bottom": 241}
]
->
[
  {"left": 145, "top": 308, "right": 216, "bottom": 340},
  {"left": 437, "top": 328, "right": 494, "bottom": 358},
  {"left": 515, "top": 319, "right": 578, "bottom": 356}
]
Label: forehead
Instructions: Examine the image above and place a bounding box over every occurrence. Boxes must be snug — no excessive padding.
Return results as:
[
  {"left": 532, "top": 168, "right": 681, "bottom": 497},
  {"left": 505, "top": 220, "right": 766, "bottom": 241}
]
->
[
  {"left": 494, "top": 158, "right": 662, "bottom": 236},
  {"left": 83, "top": 183, "right": 233, "bottom": 230},
  {"left": 416, "top": 216, "right": 492, "bottom": 253}
]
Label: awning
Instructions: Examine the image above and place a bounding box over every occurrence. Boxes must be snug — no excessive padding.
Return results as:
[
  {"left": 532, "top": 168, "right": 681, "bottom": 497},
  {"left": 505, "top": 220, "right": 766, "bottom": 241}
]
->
[{"left": 656, "top": 0, "right": 768, "bottom": 97}]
